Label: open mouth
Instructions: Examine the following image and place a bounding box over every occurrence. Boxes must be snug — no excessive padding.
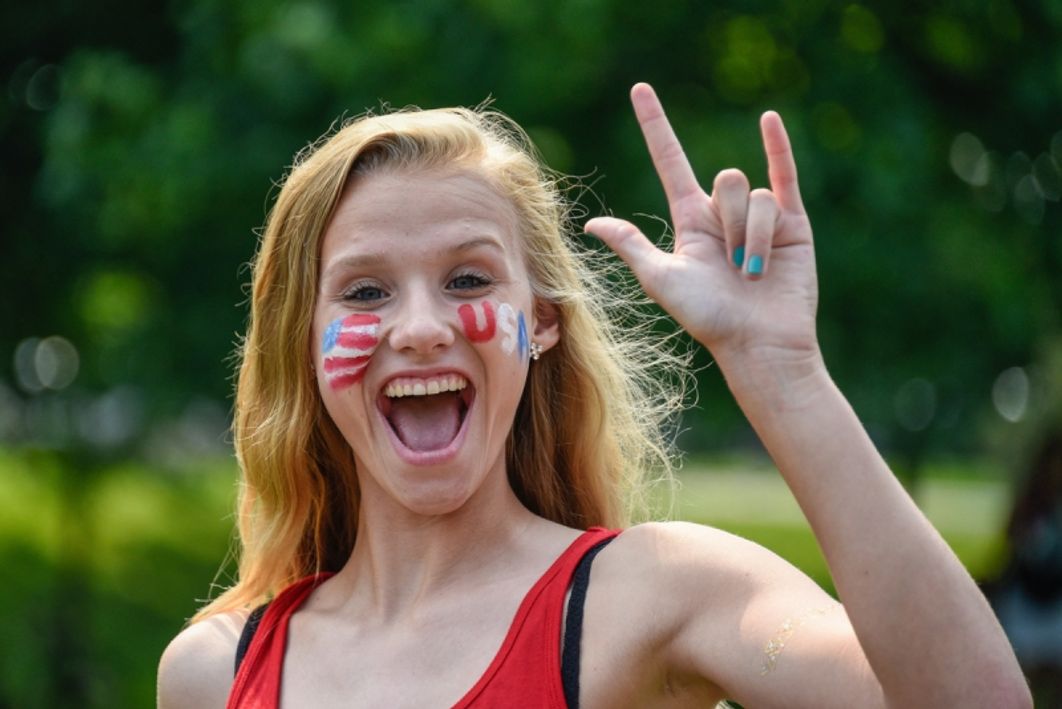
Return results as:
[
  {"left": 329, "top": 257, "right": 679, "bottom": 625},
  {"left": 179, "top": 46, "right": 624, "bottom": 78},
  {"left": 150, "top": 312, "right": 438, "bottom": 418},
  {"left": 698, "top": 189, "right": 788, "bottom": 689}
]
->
[{"left": 377, "top": 373, "right": 474, "bottom": 458}]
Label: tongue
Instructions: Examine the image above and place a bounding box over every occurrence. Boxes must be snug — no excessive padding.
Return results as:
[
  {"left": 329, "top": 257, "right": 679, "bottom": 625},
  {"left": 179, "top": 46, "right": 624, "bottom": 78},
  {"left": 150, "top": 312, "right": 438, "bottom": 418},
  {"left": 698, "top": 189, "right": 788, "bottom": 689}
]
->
[{"left": 388, "top": 393, "right": 462, "bottom": 452}]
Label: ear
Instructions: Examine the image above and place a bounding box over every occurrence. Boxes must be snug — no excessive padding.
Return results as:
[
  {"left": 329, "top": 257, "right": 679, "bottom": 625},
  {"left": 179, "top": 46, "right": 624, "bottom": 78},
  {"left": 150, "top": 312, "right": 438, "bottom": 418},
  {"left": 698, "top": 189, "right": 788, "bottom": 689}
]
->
[{"left": 532, "top": 297, "right": 561, "bottom": 353}]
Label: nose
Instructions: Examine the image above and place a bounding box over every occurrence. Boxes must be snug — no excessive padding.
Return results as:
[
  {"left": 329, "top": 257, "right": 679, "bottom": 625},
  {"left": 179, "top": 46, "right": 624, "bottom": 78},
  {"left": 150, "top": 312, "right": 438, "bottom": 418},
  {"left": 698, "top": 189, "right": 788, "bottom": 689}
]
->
[{"left": 386, "top": 288, "right": 456, "bottom": 356}]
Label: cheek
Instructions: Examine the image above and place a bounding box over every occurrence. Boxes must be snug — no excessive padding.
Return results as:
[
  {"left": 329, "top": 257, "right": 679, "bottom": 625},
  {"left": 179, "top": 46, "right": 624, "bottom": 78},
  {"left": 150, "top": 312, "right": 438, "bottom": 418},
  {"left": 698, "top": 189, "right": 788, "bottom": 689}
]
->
[
  {"left": 458, "top": 301, "right": 530, "bottom": 361},
  {"left": 320, "top": 313, "right": 381, "bottom": 391}
]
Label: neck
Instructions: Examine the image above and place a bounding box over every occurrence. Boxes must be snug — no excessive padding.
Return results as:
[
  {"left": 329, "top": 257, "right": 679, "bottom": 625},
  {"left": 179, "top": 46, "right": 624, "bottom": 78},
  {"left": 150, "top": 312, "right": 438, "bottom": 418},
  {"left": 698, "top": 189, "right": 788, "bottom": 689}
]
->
[{"left": 325, "top": 456, "right": 549, "bottom": 619}]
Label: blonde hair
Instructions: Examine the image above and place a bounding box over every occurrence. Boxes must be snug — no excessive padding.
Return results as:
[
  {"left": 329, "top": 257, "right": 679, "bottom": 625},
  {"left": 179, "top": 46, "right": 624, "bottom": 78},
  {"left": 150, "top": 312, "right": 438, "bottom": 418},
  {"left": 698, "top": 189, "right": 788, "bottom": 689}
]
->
[{"left": 194, "top": 105, "right": 689, "bottom": 621}]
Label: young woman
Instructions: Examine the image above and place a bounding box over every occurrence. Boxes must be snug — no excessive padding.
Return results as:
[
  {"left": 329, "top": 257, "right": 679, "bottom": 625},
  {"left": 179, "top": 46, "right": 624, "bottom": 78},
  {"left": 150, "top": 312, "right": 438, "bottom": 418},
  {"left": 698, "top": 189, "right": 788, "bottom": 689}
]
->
[{"left": 158, "top": 83, "right": 1030, "bottom": 708}]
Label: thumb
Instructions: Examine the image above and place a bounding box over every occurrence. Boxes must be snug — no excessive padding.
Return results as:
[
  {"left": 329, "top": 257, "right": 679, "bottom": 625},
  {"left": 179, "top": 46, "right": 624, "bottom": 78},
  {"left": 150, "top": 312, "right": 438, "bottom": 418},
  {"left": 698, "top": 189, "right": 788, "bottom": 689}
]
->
[{"left": 584, "top": 216, "right": 667, "bottom": 286}]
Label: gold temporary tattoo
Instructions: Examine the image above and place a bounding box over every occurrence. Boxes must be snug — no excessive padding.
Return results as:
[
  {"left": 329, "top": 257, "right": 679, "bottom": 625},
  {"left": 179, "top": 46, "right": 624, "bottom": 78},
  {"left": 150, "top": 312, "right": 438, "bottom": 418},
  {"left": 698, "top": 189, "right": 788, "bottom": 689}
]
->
[{"left": 760, "top": 605, "right": 835, "bottom": 675}]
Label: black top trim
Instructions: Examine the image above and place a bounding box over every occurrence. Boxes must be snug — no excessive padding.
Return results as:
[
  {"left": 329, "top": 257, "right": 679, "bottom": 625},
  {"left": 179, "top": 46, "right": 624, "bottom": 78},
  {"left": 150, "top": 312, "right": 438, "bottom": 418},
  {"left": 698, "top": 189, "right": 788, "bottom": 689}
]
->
[
  {"left": 234, "top": 603, "right": 268, "bottom": 676},
  {"left": 561, "top": 537, "right": 615, "bottom": 709}
]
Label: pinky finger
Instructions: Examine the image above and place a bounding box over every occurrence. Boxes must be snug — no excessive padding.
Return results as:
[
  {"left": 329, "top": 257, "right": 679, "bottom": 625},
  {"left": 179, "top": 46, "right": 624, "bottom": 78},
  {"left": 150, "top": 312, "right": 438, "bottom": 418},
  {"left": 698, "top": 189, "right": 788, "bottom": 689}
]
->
[{"left": 743, "top": 189, "right": 780, "bottom": 279}]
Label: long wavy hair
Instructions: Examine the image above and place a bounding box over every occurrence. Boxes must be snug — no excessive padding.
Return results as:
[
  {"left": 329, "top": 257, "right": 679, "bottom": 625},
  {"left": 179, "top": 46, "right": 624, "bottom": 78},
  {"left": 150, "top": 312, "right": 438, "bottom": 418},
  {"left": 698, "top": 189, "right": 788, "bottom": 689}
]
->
[{"left": 194, "top": 105, "right": 688, "bottom": 621}]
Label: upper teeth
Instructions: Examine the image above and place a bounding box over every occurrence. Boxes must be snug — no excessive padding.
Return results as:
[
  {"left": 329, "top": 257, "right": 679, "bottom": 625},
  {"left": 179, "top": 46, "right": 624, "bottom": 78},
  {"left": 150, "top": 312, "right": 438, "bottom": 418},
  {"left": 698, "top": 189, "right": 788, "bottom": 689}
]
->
[{"left": 385, "top": 375, "right": 468, "bottom": 398}]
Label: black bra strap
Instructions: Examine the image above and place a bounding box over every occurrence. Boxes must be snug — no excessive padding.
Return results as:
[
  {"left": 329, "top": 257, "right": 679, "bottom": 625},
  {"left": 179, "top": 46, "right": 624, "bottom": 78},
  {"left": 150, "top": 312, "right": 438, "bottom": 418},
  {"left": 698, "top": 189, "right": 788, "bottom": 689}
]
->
[
  {"left": 561, "top": 537, "right": 615, "bottom": 709},
  {"left": 234, "top": 603, "right": 269, "bottom": 676}
]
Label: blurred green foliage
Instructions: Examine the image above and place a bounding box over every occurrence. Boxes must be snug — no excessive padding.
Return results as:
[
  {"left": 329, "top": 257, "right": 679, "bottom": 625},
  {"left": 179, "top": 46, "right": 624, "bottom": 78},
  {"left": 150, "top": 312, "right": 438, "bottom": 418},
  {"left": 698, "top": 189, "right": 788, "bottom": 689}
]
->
[
  {"left": 3, "top": 0, "right": 1062, "bottom": 706},
  {"left": 3, "top": 0, "right": 1060, "bottom": 453},
  {"left": 0, "top": 449, "right": 236, "bottom": 707}
]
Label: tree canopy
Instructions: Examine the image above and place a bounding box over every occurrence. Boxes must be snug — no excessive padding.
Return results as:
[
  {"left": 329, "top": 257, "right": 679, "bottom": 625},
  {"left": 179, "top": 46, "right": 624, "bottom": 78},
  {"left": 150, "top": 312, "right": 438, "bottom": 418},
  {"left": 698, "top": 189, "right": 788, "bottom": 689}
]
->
[{"left": 3, "top": 0, "right": 1060, "bottom": 460}]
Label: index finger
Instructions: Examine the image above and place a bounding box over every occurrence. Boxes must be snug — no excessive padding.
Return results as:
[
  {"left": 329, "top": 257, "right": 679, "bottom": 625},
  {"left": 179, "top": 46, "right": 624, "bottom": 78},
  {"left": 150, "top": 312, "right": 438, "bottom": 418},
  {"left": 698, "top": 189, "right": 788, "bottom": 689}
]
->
[
  {"left": 760, "top": 111, "right": 806, "bottom": 215},
  {"left": 630, "top": 83, "right": 703, "bottom": 207}
]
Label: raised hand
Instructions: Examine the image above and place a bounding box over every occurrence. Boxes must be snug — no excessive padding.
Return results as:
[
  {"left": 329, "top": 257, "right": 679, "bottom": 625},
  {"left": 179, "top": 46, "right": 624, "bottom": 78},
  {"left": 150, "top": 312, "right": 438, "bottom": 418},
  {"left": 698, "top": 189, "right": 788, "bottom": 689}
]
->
[{"left": 585, "top": 83, "right": 819, "bottom": 366}]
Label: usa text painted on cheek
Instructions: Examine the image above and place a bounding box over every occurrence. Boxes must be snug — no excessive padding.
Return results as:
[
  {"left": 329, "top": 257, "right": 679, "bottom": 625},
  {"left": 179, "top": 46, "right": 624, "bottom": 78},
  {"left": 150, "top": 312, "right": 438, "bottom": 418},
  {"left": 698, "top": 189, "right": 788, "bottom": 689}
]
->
[
  {"left": 459, "top": 301, "right": 530, "bottom": 360},
  {"left": 321, "top": 313, "right": 381, "bottom": 390}
]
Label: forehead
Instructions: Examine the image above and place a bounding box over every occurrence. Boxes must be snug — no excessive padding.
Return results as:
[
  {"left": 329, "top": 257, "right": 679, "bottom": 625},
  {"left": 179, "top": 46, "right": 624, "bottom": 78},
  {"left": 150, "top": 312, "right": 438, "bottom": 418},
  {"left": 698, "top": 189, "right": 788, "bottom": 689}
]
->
[{"left": 320, "top": 169, "right": 521, "bottom": 263}]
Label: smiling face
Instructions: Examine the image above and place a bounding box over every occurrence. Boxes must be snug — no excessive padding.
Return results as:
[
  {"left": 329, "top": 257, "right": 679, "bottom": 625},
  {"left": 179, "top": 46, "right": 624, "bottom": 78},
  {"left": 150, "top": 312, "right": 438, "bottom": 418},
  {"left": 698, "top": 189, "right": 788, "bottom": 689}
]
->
[{"left": 313, "top": 168, "right": 555, "bottom": 517}]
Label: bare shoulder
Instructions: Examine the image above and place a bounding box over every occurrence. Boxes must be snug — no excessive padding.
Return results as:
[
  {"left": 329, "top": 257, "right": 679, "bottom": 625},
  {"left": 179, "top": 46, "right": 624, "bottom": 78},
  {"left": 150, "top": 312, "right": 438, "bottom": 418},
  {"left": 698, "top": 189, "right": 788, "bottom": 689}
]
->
[
  {"left": 585, "top": 521, "right": 865, "bottom": 706},
  {"left": 597, "top": 523, "right": 836, "bottom": 648},
  {"left": 598, "top": 520, "right": 811, "bottom": 593},
  {"left": 157, "top": 610, "right": 247, "bottom": 709},
  {"left": 576, "top": 522, "right": 801, "bottom": 704}
]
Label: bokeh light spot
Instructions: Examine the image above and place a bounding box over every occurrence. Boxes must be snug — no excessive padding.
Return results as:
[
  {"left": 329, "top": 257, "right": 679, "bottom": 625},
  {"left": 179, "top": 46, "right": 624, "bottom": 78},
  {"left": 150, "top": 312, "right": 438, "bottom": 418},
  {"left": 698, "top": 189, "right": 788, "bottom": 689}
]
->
[
  {"left": 924, "top": 15, "right": 979, "bottom": 73},
  {"left": 35, "top": 336, "right": 79, "bottom": 390},
  {"left": 992, "top": 367, "right": 1029, "bottom": 423},
  {"left": 26, "top": 63, "right": 61, "bottom": 111},
  {"left": 950, "top": 132, "right": 991, "bottom": 186},
  {"left": 841, "top": 5, "right": 884, "bottom": 54},
  {"left": 14, "top": 338, "right": 43, "bottom": 393},
  {"left": 1014, "top": 174, "right": 1045, "bottom": 225},
  {"left": 77, "top": 270, "right": 152, "bottom": 336},
  {"left": 812, "top": 102, "right": 860, "bottom": 152},
  {"left": 1032, "top": 152, "right": 1061, "bottom": 202}
]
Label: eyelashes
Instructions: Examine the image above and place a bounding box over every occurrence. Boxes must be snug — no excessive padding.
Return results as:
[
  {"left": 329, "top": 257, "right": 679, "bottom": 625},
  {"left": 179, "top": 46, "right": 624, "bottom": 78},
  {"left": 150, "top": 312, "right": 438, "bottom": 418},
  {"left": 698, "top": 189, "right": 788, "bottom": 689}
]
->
[
  {"left": 339, "top": 270, "right": 494, "bottom": 303},
  {"left": 341, "top": 280, "right": 388, "bottom": 302},
  {"left": 448, "top": 270, "right": 494, "bottom": 291}
]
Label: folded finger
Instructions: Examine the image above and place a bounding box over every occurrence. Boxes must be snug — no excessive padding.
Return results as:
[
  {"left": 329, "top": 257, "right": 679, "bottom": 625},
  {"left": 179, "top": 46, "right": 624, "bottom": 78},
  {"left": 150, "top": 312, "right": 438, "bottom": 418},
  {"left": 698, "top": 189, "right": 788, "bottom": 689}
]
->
[
  {"left": 743, "top": 189, "right": 780, "bottom": 279},
  {"left": 712, "top": 169, "right": 751, "bottom": 270}
]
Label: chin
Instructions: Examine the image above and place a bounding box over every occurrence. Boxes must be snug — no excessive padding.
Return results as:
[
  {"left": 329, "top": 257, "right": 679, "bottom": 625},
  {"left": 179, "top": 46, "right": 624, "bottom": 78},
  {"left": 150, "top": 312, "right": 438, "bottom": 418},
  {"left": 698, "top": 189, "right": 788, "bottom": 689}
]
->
[{"left": 388, "top": 471, "right": 486, "bottom": 518}]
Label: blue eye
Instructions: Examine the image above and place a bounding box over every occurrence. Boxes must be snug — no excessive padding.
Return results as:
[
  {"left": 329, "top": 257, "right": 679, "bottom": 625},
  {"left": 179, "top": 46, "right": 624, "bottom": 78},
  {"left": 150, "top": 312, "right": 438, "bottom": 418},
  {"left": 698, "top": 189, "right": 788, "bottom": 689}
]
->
[
  {"left": 343, "top": 282, "right": 388, "bottom": 302},
  {"left": 450, "top": 272, "right": 492, "bottom": 290}
]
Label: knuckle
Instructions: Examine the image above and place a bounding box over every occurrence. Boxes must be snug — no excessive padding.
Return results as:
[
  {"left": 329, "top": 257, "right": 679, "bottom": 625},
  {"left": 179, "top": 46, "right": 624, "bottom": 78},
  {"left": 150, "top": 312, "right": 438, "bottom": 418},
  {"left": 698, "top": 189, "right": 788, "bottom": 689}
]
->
[
  {"left": 749, "top": 189, "right": 780, "bottom": 215},
  {"left": 713, "top": 168, "right": 750, "bottom": 193}
]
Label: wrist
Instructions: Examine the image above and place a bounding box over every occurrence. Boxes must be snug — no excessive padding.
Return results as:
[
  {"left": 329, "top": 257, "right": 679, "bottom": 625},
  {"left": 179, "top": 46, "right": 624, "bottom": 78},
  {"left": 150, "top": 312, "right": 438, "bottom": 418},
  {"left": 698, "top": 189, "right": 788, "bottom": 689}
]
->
[{"left": 712, "top": 344, "right": 833, "bottom": 415}]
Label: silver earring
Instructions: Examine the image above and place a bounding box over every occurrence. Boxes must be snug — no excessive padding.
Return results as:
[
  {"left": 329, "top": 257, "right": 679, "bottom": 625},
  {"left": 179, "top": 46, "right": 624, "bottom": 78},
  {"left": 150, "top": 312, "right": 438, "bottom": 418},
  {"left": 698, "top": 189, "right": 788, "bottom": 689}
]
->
[{"left": 529, "top": 342, "right": 543, "bottom": 361}]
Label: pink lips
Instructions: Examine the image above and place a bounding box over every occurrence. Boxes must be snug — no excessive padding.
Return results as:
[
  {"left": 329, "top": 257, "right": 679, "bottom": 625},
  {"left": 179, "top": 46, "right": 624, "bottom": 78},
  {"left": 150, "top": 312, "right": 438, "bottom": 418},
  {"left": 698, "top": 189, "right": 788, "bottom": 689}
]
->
[{"left": 376, "top": 369, "right": 476, "bottom": 466}]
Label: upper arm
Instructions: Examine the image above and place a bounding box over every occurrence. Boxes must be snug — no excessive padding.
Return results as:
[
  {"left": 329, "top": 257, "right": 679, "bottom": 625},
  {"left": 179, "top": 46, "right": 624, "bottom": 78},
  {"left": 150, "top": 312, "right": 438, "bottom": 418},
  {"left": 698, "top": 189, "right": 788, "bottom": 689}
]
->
[
  {"left": 622, "top": 522, "right": 885, "bottom": 709},
  {"left": 157, "top": 611, "right": 247, "bottom": 709}
]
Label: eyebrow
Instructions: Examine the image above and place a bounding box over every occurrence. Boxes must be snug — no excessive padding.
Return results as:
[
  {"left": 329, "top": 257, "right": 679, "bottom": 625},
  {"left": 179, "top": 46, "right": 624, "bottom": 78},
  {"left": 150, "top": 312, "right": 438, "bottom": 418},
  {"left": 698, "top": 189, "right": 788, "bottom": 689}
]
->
[
  {"left": 450, "top": 236, "right": 505, "bottom": 254},
  {"left": 323, "top": 237, "right": 507, "bottom": 279}
]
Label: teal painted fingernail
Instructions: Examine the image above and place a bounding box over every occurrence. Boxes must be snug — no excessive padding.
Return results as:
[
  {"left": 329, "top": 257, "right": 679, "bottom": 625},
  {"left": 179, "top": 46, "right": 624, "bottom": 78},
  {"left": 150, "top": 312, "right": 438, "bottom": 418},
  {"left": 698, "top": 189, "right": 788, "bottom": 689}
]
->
[
  {"left": 733, "top": 245, "right": 745, "bottom": 267},
  {"left": 747, "top": 254, "right": 764, "bottom": 276}
]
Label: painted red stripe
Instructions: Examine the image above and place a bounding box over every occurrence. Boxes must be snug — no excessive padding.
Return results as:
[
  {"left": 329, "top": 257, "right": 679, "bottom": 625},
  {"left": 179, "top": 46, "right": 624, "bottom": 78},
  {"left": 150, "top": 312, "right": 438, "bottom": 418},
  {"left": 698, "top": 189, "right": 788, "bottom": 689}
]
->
[
  {"left": 328, "top": 368, "right": 368, "bottom": 389},
  {"left": 323, "top": 355, "right": 370, "bottom": 373},
  {"left": 341, "top": 313, "right": 381, "bottom": 327},
  {"left": 337, "top": 331, "right": 378, "bottom": 350}
]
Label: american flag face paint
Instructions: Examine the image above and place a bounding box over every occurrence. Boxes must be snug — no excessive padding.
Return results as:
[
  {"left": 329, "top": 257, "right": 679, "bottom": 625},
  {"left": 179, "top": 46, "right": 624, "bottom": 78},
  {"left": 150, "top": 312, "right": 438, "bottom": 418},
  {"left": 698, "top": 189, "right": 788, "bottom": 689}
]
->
[
  {"left": 460, "top": 301, "right": 530, "bottom": 360},
  {"left": 321, "top": 313, "right": 381, "bottom": 390}
]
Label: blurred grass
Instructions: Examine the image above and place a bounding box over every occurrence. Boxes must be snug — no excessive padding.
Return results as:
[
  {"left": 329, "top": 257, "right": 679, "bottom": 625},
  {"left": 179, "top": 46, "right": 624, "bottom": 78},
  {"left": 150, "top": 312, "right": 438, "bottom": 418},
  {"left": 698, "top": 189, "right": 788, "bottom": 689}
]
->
[
  {"left": 0, "top": 448, "right": 238, "bottom": 707},
  {"left": 666, "top": 455, "right": 1012, "bottom": 593},
  {"left": 0, "top": 448, "right": 1013, "bottom": 706}
]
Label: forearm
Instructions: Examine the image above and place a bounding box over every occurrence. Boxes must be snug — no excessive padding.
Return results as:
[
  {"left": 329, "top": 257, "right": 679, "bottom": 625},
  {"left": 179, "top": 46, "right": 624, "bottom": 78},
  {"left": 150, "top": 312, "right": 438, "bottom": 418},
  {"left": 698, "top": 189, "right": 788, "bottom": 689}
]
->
[{"left": 715, "top": 346, "right": 1029, "bottom": 708}]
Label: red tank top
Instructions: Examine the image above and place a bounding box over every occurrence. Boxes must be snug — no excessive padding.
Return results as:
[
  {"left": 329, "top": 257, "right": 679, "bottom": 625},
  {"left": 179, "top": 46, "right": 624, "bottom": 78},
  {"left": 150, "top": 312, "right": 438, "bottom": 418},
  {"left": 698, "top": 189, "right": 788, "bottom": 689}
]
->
[{"left": 227, "top": 527, "right": 619, "bottom": 708}]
